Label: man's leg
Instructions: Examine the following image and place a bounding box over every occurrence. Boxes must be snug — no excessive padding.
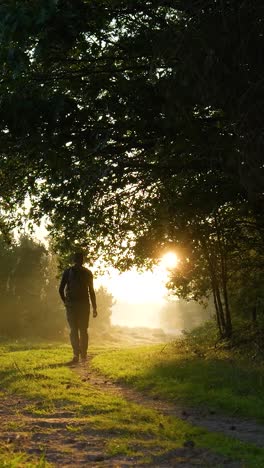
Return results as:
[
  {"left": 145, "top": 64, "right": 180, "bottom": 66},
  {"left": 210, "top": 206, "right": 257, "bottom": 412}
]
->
[
  {"left": 66, "top": 305, "right": 80, "bottom": 361},
  {"left": 78, "top": 305, "right": 90, "bottom": 360}
]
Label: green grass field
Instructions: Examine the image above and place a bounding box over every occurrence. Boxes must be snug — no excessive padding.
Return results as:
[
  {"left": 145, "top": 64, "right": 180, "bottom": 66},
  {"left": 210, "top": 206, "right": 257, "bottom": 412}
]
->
[
  {"left": 0, "top": 340, "right": 264, "bottom": 466},
  {"left": 92, "top": 343, "right": 264, "bottom": 422}
]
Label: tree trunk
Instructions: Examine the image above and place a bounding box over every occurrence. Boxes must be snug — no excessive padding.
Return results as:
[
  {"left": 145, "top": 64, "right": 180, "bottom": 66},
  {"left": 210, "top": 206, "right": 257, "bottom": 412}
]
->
[
  {"left": 214, "top": 212, "right": 232, "bottom": 338},
  {"left": 203, "top": 238, "right": 226, "bottom": 337},
  {"left": 212, "top": 285, "right": 225, "bottom": 337},
  {"left": 214, "top": 282, "right": 227, "bottom": 336}
]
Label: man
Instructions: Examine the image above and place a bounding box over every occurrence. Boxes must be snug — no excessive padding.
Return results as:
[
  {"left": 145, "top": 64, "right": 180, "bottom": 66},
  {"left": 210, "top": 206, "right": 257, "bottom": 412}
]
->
[{"left": 59, "top": 252, "right": 97, "bottom": 364}]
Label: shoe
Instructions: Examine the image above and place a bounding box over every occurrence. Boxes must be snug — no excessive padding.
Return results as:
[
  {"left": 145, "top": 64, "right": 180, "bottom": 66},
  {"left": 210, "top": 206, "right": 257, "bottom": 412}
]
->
[
  {"left": 67, "top": 356, "right": 79, "bottom": 366},
  {"left": 81, "top": 355, "right": 87, "bottom": 363}
]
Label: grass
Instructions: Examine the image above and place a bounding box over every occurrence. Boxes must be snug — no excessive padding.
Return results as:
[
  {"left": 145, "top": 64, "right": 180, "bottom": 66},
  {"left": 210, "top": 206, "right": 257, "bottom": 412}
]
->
[
  {"left": 92, "top": 325, "right": 264, "bottom": 422},
  {"left": 0, "top": 449, "right": 48, "bottom": 468},
  {"left": 0, "top": 340, "right": 264, "bottom": 466}
]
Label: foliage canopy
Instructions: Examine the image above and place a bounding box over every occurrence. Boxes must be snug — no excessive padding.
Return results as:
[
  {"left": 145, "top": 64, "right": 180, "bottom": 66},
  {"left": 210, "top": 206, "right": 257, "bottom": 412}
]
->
[{"left": 0, "top": 1, "right": 263, "bottom": 336}]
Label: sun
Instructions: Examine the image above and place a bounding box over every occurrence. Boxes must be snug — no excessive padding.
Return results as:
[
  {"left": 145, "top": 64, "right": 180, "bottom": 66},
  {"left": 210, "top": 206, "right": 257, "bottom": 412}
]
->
[{"left": 161, "top": 251, "right": 179, "bottom": 269}]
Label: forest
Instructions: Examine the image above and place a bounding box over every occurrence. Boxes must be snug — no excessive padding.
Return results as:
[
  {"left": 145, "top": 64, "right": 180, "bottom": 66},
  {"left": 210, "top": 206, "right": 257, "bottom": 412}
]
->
[{"left": 0, "top": 1, "right": 263, "bottom": 340}]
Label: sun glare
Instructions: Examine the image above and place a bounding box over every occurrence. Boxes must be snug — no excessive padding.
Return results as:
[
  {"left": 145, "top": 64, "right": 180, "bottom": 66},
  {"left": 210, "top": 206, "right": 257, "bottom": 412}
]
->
[
  {"left": 161, "top": 252, "right": 179, "bottom": 269},
  {"left": 96, "top": 253, "right": 179, "bottom": 328},
  {"left": 97, "top": 266, "right": 168, "bottom": 328},
  {"left": 99, "top": 268, "right": 166, "bottom": 305}
]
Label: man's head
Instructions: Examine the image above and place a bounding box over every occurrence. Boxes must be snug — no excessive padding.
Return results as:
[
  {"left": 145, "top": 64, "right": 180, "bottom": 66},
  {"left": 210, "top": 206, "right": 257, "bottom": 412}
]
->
[{"left": 73, "top": 251, "right": 84, "bottom": 266}]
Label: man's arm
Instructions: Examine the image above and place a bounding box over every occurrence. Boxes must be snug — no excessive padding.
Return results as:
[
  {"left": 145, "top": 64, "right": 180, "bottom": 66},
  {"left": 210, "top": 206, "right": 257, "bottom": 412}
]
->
[
  {"left": 59, "top": 270, "right": 68, "bottom": 303},
  {"left": 88, "top": 273, "right": 97, "bottom": 317}
]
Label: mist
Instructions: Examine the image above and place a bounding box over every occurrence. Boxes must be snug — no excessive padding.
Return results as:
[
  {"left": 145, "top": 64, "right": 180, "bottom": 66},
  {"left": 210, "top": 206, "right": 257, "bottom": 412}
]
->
[
  {"left": 159, "top": 298, "right": 212, "bottom": 334},
  {"left": 111, "top": 296, "right": 212, "bottom": 334},
  {"left": 111, "top": 301, "right": 162, "bottom": 328}
]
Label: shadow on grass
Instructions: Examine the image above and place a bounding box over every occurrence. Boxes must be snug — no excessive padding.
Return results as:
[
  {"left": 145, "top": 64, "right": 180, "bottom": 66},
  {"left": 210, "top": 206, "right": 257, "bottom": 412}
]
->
[{"left": 130, "top": 357, "right": 264, "bottom": 421}]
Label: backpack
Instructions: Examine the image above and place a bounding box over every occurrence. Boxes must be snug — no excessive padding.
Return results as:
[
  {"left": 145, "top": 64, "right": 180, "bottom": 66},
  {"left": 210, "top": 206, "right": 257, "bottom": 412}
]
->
[{"left": 66, "top": 267, "right": 89, "bottom": 301}]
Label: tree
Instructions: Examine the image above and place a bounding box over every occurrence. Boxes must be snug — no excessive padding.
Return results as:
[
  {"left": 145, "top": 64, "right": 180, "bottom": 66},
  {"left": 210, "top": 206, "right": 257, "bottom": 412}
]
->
[
  {"left": 0, "top": 1, "right": 262, "bottom": 239},
  {"left": 0, "top": 1, "right": 263, "bottom": 337},
  {"left": 0, "top": 235, "right": 65, "bottom": 339}
]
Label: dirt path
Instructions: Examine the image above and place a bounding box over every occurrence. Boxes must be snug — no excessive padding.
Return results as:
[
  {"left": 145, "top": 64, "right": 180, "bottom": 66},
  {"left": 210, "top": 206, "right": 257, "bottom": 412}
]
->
[
  {"left": 1, "top": 356, "right": 263, "bottom": 467},
  {"left": 0, "top": 393, "right": 240, "bottom": 468}
]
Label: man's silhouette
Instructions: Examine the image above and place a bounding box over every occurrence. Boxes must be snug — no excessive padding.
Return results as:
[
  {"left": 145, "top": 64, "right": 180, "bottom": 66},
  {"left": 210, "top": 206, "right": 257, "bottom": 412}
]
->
[{"left": 59, "top": 252, "right": 97, "bottom": 364}]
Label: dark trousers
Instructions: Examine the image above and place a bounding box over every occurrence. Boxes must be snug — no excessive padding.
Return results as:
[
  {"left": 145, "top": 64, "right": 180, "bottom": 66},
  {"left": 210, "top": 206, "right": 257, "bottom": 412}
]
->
[{"left": 66, "top": 301, "right": 90, "bottom": 358}]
